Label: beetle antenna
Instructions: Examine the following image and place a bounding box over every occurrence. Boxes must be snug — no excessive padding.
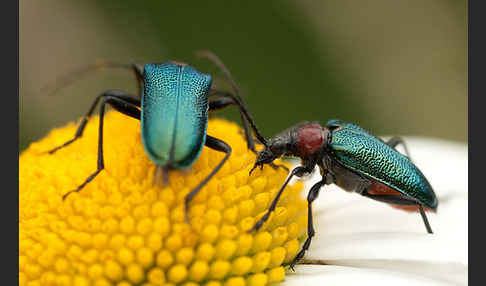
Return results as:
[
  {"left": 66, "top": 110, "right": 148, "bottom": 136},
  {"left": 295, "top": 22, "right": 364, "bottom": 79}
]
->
[
  {"left": 196, "top": 50, "right": 268, "bottom": 147},
  {"left": 41, "top": 60, "right": 134, "bottom": 96},
  {"left": 195, "top": 50, "right": 241, "bottom": 97}
]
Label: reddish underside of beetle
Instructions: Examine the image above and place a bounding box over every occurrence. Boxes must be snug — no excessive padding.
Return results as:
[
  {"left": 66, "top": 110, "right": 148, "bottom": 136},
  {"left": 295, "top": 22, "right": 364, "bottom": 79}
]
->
[{"left": 368, "top": 181, "right": 435, "bottom": 212}]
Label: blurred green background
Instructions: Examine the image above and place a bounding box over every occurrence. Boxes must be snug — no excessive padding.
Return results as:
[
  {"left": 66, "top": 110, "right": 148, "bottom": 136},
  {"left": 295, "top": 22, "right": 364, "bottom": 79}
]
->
[{"left": 20, "top": 1, "right": 467, "bottom": 152}]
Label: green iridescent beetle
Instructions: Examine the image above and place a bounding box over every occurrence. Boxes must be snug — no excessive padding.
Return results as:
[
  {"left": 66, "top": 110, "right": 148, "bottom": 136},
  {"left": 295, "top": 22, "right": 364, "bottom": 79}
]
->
[{"left": 249, "top": 119, "right": 438, "bottom": 269}]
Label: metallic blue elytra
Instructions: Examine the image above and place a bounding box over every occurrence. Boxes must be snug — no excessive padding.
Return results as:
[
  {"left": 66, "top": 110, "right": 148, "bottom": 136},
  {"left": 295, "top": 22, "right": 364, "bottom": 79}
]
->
[
  {"left": 326, "top": 119, "right": 438, "bottom": 209},
  {"left": 141, "top": 62, "right": 211, "bottom": 169}
]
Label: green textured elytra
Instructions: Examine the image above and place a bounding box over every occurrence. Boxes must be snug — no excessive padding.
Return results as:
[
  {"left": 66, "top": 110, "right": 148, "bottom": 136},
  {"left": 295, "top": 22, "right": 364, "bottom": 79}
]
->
[
  {"left": 326, "top": 119, "right": 438, "bottom": 209},
  {"left": 141, "top": 62, "right": 212, "bottom": 169}
]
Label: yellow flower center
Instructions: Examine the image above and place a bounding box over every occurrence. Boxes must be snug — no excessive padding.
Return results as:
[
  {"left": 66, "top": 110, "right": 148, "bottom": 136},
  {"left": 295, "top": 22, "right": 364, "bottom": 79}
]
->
[{"left": 19, "top": 112, "right": 307, "bottom": 286}]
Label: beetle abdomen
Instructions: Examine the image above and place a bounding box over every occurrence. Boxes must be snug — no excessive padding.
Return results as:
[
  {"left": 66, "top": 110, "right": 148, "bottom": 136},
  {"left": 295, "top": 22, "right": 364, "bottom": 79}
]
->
[
  {"left": 141, "top": 62, "right": 212, "bottom": 169},
  {"left": 367, "top": 181, "right": 436, "bottom": 212},
  {"left": 329, "top": 124, "right": 438, "bottom": 209}
]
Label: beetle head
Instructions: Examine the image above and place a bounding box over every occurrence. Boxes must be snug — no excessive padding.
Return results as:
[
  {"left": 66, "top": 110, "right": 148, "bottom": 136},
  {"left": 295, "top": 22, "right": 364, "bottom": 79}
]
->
[{"left": 249, "top": 138, "right": 286, "bottom": 175}]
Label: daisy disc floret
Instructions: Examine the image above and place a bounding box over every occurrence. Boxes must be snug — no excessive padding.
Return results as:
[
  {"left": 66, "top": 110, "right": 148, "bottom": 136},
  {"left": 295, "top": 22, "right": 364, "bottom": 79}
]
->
[{"left": 19, "top": 112, "right": 308, "bottom": 286}]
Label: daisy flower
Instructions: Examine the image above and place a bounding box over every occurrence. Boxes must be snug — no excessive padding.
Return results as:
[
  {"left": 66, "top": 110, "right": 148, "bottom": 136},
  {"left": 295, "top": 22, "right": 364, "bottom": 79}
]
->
[
  {"left": 19, "top": 112, "right": 308, "bottom": 286},
  {"left": 19, "top": 111, "right": 467, "bottom": 285}
]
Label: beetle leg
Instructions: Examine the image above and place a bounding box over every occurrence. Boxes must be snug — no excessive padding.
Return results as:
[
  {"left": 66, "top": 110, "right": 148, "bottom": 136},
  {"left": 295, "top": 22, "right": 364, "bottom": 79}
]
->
[
  {"left": 418, "top": 204, "right": 433, "bottom": 234},
  {"left": 208, "top": 96, "right": 287, "bottom": 172},
  {"left": 61, "top": 91, "right": 141, "bottom": 200},
  {"left": 47, "top": 90, "right": 140, "bottom": 154},
  {"left": 208, "top": 96, "right": 234, "bottom": 111},
  {"left": 290, "top": 178, "right": 326, "bottom": 270},
  {"left": 208, "top": 97, "right": 252, "bottom": 146},
  {"left": 184, "top": 135, "right": 232, "bottom": 223},
  {"left": 386, "top": 136, "right": 412, "bottom": 160},
  {"left": 208, "top": 89, "right": 266, "bottom": 151},
  {"left": 361, "top": 192, "right": 433, "bottom": 234},
  {"left": 248, "top": 166, "right": 312, "bottom": 233},
  {"left": 209, "top": 89, "right": 289, "bottom": 172}
]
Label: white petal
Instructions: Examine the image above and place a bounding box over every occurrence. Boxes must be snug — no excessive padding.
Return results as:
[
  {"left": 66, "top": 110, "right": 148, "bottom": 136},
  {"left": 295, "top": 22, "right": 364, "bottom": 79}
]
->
[
  {"left": 305, "top": 190, "right": 467, "bottom": 263},
  {"left": 283, "top": 264, "right": 466, "bottom": 286},
  {"left": 285, "top": 137, "right": 467, "bottom": 284}
]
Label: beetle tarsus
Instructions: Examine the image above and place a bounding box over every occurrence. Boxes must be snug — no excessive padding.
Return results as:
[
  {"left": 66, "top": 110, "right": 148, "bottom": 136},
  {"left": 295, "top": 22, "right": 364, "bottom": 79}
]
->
[
  {"left": 249, "top": 166, "right": 308, "bottom": 234},
  {"left": 57, "top": 91, "right": 140, "bottom": 199},
  {"left": 249, "top": 163, "right": 261, "bottom": 175},
  {"left": 247, "top": 211, "right": 270, "bottom": 233},
  {"left": 63, "top": 168, "right": 104, "bottom": 200},
  {"left": 418, "top": 204, "right": 433, "bottom": 234},
  {"left": 289, "top": 179, "right": 325, "bottom": 267},
  {"left": 184, "top": 200, "right": 191, "bottom": 225},
  {"left": 183, "top": 136, "right": 232, "bottom": 225}
]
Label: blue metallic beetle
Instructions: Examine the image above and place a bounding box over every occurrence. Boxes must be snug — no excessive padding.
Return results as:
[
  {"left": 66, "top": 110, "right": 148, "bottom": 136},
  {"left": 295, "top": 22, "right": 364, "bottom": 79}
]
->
[
  {"left": 47, "top": 52, "right": 268, "bottom": 219},
  {"left": 248, "top": 119, "right": 438, "bottom": 268}
]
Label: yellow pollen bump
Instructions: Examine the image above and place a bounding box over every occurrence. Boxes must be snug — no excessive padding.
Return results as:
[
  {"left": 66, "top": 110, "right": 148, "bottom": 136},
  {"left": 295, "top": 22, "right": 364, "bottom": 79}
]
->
[{"left": 19, "top": 112, "right": 308, "bottom": 285}]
